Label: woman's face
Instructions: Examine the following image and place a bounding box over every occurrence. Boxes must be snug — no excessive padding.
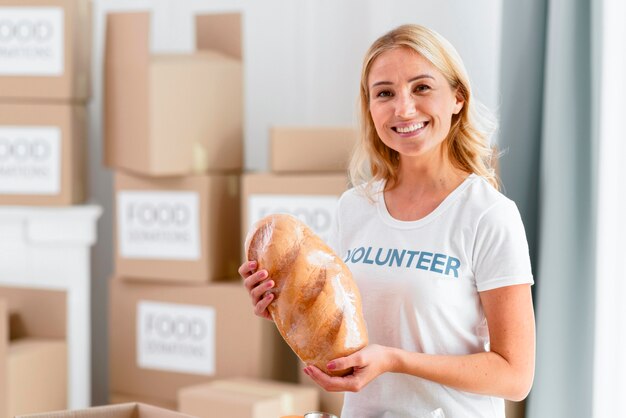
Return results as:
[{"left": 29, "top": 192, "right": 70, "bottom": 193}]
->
[{"left": 367, "top": 47, "right": 463, "bottom": 162}]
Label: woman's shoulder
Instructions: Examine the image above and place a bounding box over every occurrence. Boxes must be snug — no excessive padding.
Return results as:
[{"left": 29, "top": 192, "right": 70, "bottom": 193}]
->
[
  {"left": 463, "top": 174, "right": 520, "bottom": 217},
  {"left": 340, "top": 178, "right": 384, "bottom": 202}
]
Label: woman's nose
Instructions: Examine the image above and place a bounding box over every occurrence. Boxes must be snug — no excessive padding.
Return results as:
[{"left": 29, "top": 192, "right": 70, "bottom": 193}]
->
[{"left": 395, "top": 92, "right": 417, "bottom": 118}]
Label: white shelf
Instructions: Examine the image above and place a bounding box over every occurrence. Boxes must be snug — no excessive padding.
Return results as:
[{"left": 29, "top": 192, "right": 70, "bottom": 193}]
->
[{"left": 0, "top": 204, "right": 102, "bottom": 409}]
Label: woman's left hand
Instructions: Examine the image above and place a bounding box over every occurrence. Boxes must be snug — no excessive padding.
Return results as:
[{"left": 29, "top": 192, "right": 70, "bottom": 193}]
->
[{"left": 303, "top": 344, "right": 393, "bottom": 392}]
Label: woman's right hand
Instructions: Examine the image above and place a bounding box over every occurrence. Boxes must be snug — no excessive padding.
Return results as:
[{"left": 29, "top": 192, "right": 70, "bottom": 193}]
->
[{"left": 239, "top": 260, "right": 275, "bottom": 321}]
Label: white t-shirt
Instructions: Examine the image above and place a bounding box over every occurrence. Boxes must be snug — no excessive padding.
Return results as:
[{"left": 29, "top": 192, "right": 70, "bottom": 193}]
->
[{"left": 330, "top": 174, "right": 534, "bottom": 418}]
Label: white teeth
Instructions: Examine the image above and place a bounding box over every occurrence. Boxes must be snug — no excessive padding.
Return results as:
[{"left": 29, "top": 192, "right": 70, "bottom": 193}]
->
[{"left": 396, "top": 122, "right": 425, "bottom": 133}]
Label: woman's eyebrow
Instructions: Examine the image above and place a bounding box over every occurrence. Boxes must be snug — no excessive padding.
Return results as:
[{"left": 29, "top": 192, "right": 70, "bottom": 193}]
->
[{"left": 370, "top": 74, "right": 434, "bottom": 89}]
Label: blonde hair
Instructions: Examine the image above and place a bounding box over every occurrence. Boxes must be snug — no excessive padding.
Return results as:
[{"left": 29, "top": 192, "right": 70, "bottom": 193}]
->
[{"left": 349, "top": 24, "right": 499, "bottom": 193}]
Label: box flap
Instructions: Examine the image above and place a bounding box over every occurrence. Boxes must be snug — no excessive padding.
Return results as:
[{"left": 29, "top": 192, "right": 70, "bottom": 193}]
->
[
  {"left": 104, "top": 12, "right": 150, "bottom": 170},
  {"left": 109, "top": 393, "right": 175, "bottom": 412},
  {"left": 0, "top": 287, "right": 66, "bottom": 340},
  {"left": 105, "top": 12, "right": 150, "bottom": 72},
  {"left": 15, "top": 402, "right": 135, "bottom": 418},
  {"left": 136, "top": 403, "right": 195, "bottom": 418},
  {"left": 195, "top": 13, "right": 242, "bottom": 60},
  {"left": 15, "top": 403, "right": 194, "bottom": 418}
]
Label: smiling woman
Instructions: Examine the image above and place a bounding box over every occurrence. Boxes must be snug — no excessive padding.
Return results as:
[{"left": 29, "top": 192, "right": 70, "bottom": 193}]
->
[
  {"left": 240, "top": 24, "right": 535, "bottom": 418},
  {"left": 351, "top": 25, "right": 498, "bottom": 199},
  {"left": 367, "top": 48, "right": 463, "bottom": 162}
]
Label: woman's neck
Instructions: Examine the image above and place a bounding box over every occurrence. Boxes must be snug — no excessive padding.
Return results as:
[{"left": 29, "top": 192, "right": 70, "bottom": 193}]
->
[
  {"left": 383, "top": 153, "right": 470, "bottom": 221},
  {"left": 389, "top": 150, "right": 467, "bottom": 195}
]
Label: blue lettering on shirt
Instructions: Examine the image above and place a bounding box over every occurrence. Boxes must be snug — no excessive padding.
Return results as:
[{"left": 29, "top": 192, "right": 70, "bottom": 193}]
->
[
  {"left": 389, "top": 249, "right": 406, "bottom": 267},
  {"left": 344, "top": 246, "right": 461, "bottom": 278},
  {"left": 375, "top": 248, "right": 392, "bottom": 265}
]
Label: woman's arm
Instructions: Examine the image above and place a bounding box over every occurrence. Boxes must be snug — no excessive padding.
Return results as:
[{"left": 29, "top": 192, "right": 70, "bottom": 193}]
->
[{"left": 304, "top": 283, "right": 535, "bottom": 401}]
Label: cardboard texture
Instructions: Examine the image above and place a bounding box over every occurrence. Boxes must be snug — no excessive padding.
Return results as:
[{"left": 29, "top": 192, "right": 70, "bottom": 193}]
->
[
  {"left": 0, "top": 0, "right": 92, "bottom": 101},
  {"left": 178, "top": 378, "right": 319, "bottom": 418},
  {"left": 7, "top": 339, "right": 67, "bottom": 418},
  {"left": 0, "top": 102, "right": 87, "bottom": 205},
  {"left": 297, "top": 365, "right": 343, "bottom": 417},
  {"left": 109, "top": 279, "right": 297, "bottom": 403},
  {"left": 270, "top": 127, "right": 357, "bottom": 173},
  {"left": 114, "top": 171, "right": 240, "bottom": 283},
  {"left": 241, "top": 173, "right": 348, "bottom": 252},
  {"left": 109, "top": 393, "right": 175, "bottom": 412},
  {"left": 104, "top": 12, "right": 243, "bottom": 176},
  {"left": 0, "top": 287, "right": 67, "bottom": 418},
  {"left": 15, "top": 403, "right": 195, "bottom": 418},
  {"left": 0, "top": 287, "right": 66, "bottom": 340}
]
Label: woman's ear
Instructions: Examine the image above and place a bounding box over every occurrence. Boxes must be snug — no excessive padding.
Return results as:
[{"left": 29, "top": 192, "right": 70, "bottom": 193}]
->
[{"left": 453, "top": 93, "right": 464, "bottom": 115}]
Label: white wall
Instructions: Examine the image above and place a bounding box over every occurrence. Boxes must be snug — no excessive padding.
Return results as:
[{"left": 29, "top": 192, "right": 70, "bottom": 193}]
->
[{"left": 89, "top": 0, "right": 503, "bottom": 404}]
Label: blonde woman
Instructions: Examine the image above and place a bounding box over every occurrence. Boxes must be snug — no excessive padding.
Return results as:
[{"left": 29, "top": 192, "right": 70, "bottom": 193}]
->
[{"left": 240, "top": 24, "right": 535, "bottom": 417}]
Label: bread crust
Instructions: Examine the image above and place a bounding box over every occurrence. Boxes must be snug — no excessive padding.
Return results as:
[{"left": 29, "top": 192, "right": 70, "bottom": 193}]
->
[{"left": 245, "top": 213, "right": 368, "bottom": 376}]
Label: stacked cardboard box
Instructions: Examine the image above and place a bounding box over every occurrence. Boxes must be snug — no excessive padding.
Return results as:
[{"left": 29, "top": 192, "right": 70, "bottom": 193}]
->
[
  {"left": 108, "top": 280, "right": 295, "bottom": 408},
  {"left": 0, "top": 1, "right": 91, "bottom": 414},
  {"left": 105, "top": 11, "right": 243, "bottom": 285},
  {"left": 0, "top": 287, "right": 67, "bottom": 418},
  {"left": 241, "top": 126, "right": 358, "bottom": 417},
  {"left": 0, "top": 0, "right": 91, "bottom": 206},
  {"left": 105, "top": 12, "right": 301, "bottom": 413}
]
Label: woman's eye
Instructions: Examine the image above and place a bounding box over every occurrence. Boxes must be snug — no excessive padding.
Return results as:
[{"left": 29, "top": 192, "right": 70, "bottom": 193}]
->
[
  {"left": 414, "top": 84, "right": 430, "bottom": 93},
  {"left": 376, "top": 90, "right": 392, "bottom": 98}
]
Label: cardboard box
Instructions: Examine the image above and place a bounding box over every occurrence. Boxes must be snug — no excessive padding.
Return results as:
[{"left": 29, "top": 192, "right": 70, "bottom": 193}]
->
[
  {"left": 109, "top": 279, "right": 297, "bottom": 404},
  {"left": 109, "top": 393, "right": 175, "bottom": 412},
  {"left": 114, "top": 171, "right": 240, "bottom": 283},
  {"left": 270, "top": 127, "right": 357, "bottom": 173},
  {"left": 0, "top": 102, "right": 86, "bottom": 205},
  {"left": 241, "top": 173, "right": 348, "bottom": 249},
  {"left": 178, "top": 378, "right": 318, "bottom": 418},
  {"left": 0, "top": 286, "right": 66, "bottom": 341},
  {"left": 0, "top": 287, "right": 67, "bottom": 418},
  {"left": 15, "top": 403, "right": 194, "bottom": 418},
  {"left": 104, "top": 12, "right": 242, "bottom": 176},
  {"left": 298, "top": 364, "right": 343, "bottom": 417},
  {"left": 0, "top": 0, "right": 91, "bottom": 101},
  {"left": 7, "top": 339, "right": 67, "bottom": 418}
]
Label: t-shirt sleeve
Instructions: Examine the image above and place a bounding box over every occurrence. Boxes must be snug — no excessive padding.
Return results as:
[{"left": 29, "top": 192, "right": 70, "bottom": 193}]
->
[{"left": 473, "top": 199, "right": 534, "bottom": 292}]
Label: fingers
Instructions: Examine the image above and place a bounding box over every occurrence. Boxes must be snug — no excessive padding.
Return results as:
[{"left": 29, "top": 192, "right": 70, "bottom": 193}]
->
[
  {"left": 243, "top": 268, "right": 271, "bottom": 293},
  {"left": 239, "top": 260, "right": 274, "bottom": 320},
  {"left": 250, "top": 277, "right": 274, "bottom": 301},
  {"left": 238, "top": 260, "right": 257, "bottom": 278},
  {"left": 241, "top": 260, "right": 265, "bottom": 290},
  {"left": 304, "top": 365, "right": 360, "bottom": 392},
  {"left": 327, "top": 353, "right": 356, "bottom": 373},
  {"left": 254, "top": 292, "right": 274, "bottom": 319}
]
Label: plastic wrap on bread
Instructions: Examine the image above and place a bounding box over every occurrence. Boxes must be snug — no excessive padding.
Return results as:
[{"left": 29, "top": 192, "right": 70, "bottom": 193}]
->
[{"left": 245, "top": 213, "right": 368, "bottom": 377}]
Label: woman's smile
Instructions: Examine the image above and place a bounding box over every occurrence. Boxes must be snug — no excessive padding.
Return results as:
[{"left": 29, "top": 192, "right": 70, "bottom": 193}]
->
[{"left": 391, "top": 121, "right": 430, "bottom": 137}]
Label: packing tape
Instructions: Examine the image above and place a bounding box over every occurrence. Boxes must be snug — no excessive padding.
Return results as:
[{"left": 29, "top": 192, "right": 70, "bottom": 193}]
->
[{"left": 192, "top": 142, "right": 208, "bottom": 173}]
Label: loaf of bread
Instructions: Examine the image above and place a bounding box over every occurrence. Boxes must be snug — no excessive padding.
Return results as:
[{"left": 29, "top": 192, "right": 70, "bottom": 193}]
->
[{"left": 245, "top": 213, "right": 368, "bottom": 377}]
